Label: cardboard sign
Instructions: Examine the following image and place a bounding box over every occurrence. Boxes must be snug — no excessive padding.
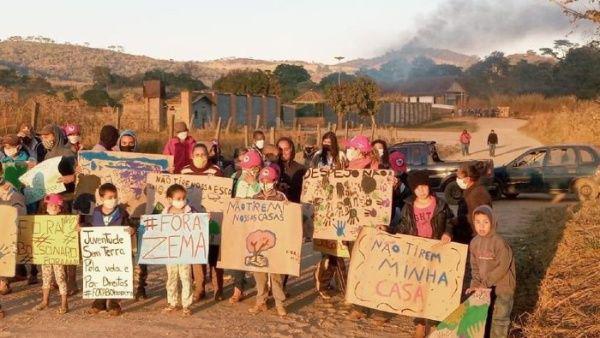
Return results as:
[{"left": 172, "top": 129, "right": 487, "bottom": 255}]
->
[
  {"left": 2, "top": 161, "right": 28, "bottom": 189},
  {"left": 19, "top": 156, "right": 66, "bottom": 204},
  {"left": 17, "top": 215, "right": 80, "bottom": 265},
  {"left": 218, "top": 198, "right": 303, "bottom": 276},
  {"left": 301, "top": 168, "right": 394, "bottom": 241},
  {"left": 76, "top": 151, "right": 173, "bottom": 217},
  {"left": 81, "top": 226, "right": 134, "bottom": 299},
  {"left": 138, "top": 213, "right": 209, "bottom": 264},
  {"left": 313, "top": 239, "right": 350, "bottom": 258},
  {"left": 346, "top": 228, "right": 468, "bottom": 321},
  {"left": 431, "top": 289, "right": 491, "bottom": 338},
  {"left": 0, "top": 206, "right": 18, "bottom": 277},
  {"left": 145, "top": 173, "right": 233, "bottom": 245}
]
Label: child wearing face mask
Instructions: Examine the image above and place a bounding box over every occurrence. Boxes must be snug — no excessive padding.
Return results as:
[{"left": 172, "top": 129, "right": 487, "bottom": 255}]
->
[
  {"left": 35, "top": 194, "right": 70, "bottom": 314},
  {"left": 345, "top": 135, "right": 379, "bottom": 169},
  {"left": 371, "top": 139, "right": 390, "bottom": 169},
  {"left": 252, "top": 130, "right": 266, "bottom": 158},
  {"left": 85, "top": 183, "right": 135, "bottom": 316},
  {"left": 1, "top": 134, "right": 31, "bottom": 164},
  {"left": 161, "top": 184, "right": 196, "bottom": 316},
  {"left": 228, "top": 149, "right": 263, "bottom": 303},
  {"left": 247, "top": 166, "right": 288, "bottom": 317},
  {"left": 453, "top": 163, "right": 493, "bottom": 245},
  {"left": 163, "top": 122, "right": 196, "bottom": 174},
  {"left": 63, "top": 124, "right": 83, "bottom": 153}
]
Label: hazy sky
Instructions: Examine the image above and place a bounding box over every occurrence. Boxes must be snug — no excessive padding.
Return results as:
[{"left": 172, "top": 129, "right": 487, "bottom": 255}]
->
[{"left": 0, "top": 0, "right": 592, "bottom": 63}]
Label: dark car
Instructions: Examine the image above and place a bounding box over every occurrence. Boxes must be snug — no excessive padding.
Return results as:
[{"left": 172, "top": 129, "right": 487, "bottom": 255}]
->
[
  {"left": 494, "top": 144, "right": 600, "bottom": 201},
  {"left": 389, "top": 141, "right": 495, "bottom": 204}
]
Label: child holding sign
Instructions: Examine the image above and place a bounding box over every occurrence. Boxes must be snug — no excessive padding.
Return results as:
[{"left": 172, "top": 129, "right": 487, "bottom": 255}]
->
[
  {"left": 468, "top": 205, "right": 516, "bottom": 338},
  {"left": 85, "top": 183, "right": 136, "bottom": 316},
  {"left": 248, "top": 166, "right": 288, "bottom": 317},
  {"left": 35, "top": 194, "right": 69, "bottom": 314},
  {"left": 393, "top": 170, "right": 454, "bottom": 337},
  {"left": 162, "top": 184, "right": 195, "bottom": 316}
]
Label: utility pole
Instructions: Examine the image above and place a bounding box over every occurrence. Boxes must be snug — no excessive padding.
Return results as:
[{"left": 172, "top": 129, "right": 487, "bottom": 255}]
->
[{"left": 334, "top": 56, "right": 345, "bottom": 86}]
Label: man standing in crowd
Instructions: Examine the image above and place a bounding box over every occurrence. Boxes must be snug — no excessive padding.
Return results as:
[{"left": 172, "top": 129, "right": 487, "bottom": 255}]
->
[
  {"left": 460, "top": 129, "right": 472, "bottom": 157},
  {"left": 487, "top": 129, "right": 498, "bottom": 157}
]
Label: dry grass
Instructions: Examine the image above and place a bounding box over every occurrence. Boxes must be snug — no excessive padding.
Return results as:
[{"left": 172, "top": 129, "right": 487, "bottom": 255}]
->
[
  {"left": 520, "top": 202, "right": 600, "bottom": 338},
  {"left": 468, "top": 94, "right": 587, "bottom": 117},
  {"left": 521, "top": 103, "right": 600, "bottom": 146}
]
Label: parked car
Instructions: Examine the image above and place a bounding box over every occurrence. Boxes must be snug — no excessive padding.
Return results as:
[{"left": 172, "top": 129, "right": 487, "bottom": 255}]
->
[
  {"left": 493, "top": 144, "right": 600, "bottom": 201},
  {"left": 389, "top": 141, "right": 495, "bottom": 204}
]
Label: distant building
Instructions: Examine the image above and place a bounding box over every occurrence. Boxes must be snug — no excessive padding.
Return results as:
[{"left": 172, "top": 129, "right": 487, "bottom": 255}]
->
[{"left": 398, "top": 76, "right": 467, "bottom": 107}]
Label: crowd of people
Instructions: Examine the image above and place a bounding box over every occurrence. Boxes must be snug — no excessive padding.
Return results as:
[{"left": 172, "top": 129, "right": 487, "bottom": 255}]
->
[{"left": 0, "top": 121, "right": 516, "bottom": 337}]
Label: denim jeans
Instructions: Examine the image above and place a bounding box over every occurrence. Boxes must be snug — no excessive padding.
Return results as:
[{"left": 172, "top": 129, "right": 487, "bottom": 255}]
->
[
  {"left": 461, "top": 143, "right": 470, "bottom": 156},
  {"left": 490, "top": 293, "right": 514, "bottom": 338},
  {"left": 489, "top": 143, "right": 497, "bottom": 157}
]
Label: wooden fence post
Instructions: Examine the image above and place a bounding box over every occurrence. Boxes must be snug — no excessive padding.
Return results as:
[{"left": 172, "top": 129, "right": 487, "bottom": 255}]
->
[
  {"left": 225, "top": 117, "right": 233, "bottom": 134},
  {"left": 214, "top": 117, "right": 222, "bottom": 142},
  {"left": 317, "top": 124, "right": 322, "bottom": 143},
  {"left": 169, "top": 114, "right": 175, "bottom": 139},
  {"left": 359, "top": 124, "right": 364, "bottom": 135},
  {"left": 269, "top": 127, "right": 275, "bottom": 144},
  {"left": 244, "top": 125, "right": 249, "bottom": 148},
  {"left": 255, "top": 115, "right": 261, "bottom": 130},
  {"left": 344, "top": 120, "right": 349, "bottom": 140},
  {"left": 31, "top": 102, "right": 39, "bottom": 131}
]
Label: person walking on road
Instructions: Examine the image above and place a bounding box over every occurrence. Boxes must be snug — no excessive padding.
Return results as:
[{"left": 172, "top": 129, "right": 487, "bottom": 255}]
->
[
  {"left": 460, "top": 129, "right": 472, "bottom": 156},
  {"left": 487, "top": 129, "right": 498, "bottom": 157}
]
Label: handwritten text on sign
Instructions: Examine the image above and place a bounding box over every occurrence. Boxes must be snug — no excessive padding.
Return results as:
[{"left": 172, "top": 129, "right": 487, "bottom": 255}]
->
[
  {"left": 0, "top": 206, "right": 18, "bottom": 277},
  {"left": 81, "top": 226, "right": 134, "bottom": 299},
  {"left": 138, "top": 213, "right": 209, "bottom": 265},
  {"left": 218, "top": 199, "right": 303, "bottom": 276},
  {"left": 17, "top": 215, "right": 80, "bottom": 265},
  {"left": 301, "top": 169, "right": 394, "bottom": 241},
  {"left": 346, "top": 228, "right": 468, "bottom": 321},
  {"left": 145, "top": 173, "right": 233, "bottom": 245}
]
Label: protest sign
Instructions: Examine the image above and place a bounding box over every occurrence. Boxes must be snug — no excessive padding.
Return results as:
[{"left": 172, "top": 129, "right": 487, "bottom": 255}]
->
[
  {"left": 301, "top": 168, "right": 394, "bottom": 241},
  {"left": 81, "top": 226, "right": 134, "bottom": 299},
  {"left": 2, "top": 161, "right": 28, "bottom": 189},
  {"left": 313, "top": 239, "right": 350, "bottom": 258},
  {"left": 19, "top": 156, "right": 65, "bottom": 204},
  {"left": 76, "top": 151, "right": 172, "bottom": 217},
  {"left": 17, "top": 215, "right": 79, "bottom": 265},
  {"left": 346, "top": 228, "right": 468, "bottom": 321},
  {"left": 0, "top": 206, "right": 18, "bottom": 277},
  {"left": 218, "top": 198, "right": 302, "bottom": 276},
  {"left": 431, "top": 289, "right": 491, "bottom": 338},
  {"left": 145, "top": 173, "right": 233, "bottom": 245},
  {"left": 138, "top": 213, "right": 209, "bottom": 264}
]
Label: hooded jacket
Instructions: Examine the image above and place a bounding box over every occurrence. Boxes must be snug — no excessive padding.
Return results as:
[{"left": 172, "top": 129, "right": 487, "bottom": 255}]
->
[
  {"left": 394, "top": 195, "right": 454, "bottom": 239},
  {"left": 43, "top": 125, "right": 77, "bottom": 193},
  {"left": 469, "top": 205, "right": 516, "bottom": 295},
  {"left": 454, "top": 182, "right": 493, "bottom": 243},
  {"left": 162, "top": 136, "right": 196, "bottom": 174},
  {"left": 117, "top": 129, "right": 138, "bottom": 152}
]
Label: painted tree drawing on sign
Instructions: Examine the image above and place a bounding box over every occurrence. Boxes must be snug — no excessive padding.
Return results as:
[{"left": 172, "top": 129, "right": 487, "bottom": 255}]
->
[{"left": 245, "top": 230, "right": 277, "bottom": 268}]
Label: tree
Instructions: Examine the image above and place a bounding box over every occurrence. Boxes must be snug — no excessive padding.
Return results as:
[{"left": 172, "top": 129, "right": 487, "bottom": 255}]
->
[
  {"left": 551, "top": 0, "right": 600, "bottom": 26},
  {"left": 212, "top": 69, "right": 280, "bottom": 96},
  {"left": 273, "top": 64, "right": 314, "bottom": 102},
  {"left": 325, "top": 82, "right": 353, "bottom": 127},
  {"left": 462, "top": 51, "right": 512, "bottom": 98},
  {"left": 509, "top": 61, "right": 555, "bottom": 95},
  {"left": 318, "top": 72, "right": 356, "bottom": 90},
  {"left": 350, "top": 77, "right": 381, "bottom": 127},
  {"left": 554, "top": 44, "right": 600, "bottom": 99},
  {"left": 540, "top": 39, "right": 579, "bottom": 60},
  {"left": 91, "top": 66, "right": 113, "bottom": 88},
  {"left": 81, "top": 89, "right": 117, "bottom": 107}
]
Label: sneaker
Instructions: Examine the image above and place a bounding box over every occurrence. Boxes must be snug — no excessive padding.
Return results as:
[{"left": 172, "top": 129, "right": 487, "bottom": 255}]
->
[
  {"left": 228, "top": 288, "right": 243, "bottom": 304},
  {"left": 182, "top": 308, "right": 192, "bottom": 317},
  {"left": 248, "top": 304, "right": 267, "bottom": 314},
  {"left": 85, "top": 307, "right": 103, "bottom": 315},
  {"left": 58, "top": 306, "right": 68, "bottom": 315},
  {"left": 108, "top": 307, "right": 122, "bottom": 317},
  {"left": 35, "top": 303, "right": 48, "bottom": 311},
  {"left": 213, "top": 290, "right": 223, "bottom": 302},
  {"left": 0, "top": 285, "right": 12, "bottom": 296},
  {"left": 162, "top": 305, "right": 177, "bottom": 314},
  {"left": 193, "top": 290, "right": 205, "bottom": 303}
]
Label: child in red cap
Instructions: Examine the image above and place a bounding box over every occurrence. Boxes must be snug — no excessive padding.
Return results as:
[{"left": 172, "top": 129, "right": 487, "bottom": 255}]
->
[
  {"left": 63, "top": 124, "right": 83, "bottom": 153},
  {"left": 248, "top": 166, "right": 288, "bottom": 316},
  {"left": 345, "top": 135, "right": 379, "bottom": 169},
  {"left": 36, "top": 194, "right": 70, "bottom": 314}
]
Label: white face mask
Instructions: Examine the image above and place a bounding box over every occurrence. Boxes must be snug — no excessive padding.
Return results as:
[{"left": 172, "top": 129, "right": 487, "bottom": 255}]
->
[
  {"left": 172, "top": 199, "right": 186, "bottom": 209},
  {"left": 4, "top": 147, "right": 18, "bottom": 157},
  {"left": 177, "top": 132, "right": 188, "bottom": 141},
  {"left": 68, "top": 135, "right": 81, "bottom": 144},
  {"left": 102, "top": 198, "right": 118, "bottom": 210},
  {"left": 261, "top": 182, "right": 275, "bottom": 192},
  {"left": 456, "top": 178, "right": 468, "bottom": 190},
  {"left": 377, "top": 148, "right": 384, "bottom": 158},
  {"left": 255, "top": 140, "right": 265, "bottom": 150},
  {"left": 346, "top": 148, "right": 360, "bottom": 162}
]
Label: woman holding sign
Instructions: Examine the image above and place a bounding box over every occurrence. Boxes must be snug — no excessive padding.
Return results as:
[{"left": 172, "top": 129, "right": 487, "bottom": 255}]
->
[
  {"left": 181, "top": 143, "right": 225, "bottom": 302},
  {"left": 393, "top": 170, "right": 455, "bottom": 338}
]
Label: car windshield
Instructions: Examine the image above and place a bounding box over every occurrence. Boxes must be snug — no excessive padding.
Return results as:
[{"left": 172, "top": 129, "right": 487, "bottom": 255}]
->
[{"left": 514, "top": 150, "right": 547, "bottom": 168}]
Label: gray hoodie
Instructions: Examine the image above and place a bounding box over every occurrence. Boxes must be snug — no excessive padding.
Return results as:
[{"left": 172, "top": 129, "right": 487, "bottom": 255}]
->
[
  {"left": 43, "top": 124, "right": 77, "bottom": 193},
  {"left": 469, "top": 205, "right": 516, "bottom": 295},
  {"left": 117, "top": 129, "right": 138, "bottom": 152}
]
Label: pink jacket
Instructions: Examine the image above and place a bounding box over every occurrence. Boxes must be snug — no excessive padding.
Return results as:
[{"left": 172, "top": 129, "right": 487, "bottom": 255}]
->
[
  {"left": 460, "top": 132, "right": 472, "bottom": 144},
  {"left": 162, "top": 136, "right": 196, "bottom": 174}
]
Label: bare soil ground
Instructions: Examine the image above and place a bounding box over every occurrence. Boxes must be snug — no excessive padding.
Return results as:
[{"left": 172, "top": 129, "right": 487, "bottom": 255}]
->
[{"left": 0, "top": 118, "right": 569, "bottom": 337}]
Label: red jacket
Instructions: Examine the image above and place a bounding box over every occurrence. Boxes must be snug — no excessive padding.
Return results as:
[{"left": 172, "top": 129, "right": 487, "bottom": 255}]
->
[
  {"left": 460, "top": 132, "right": 472, "bottom": 144},
  {"left": 162, "top": 136, "right": 196, "bottom": 174}
]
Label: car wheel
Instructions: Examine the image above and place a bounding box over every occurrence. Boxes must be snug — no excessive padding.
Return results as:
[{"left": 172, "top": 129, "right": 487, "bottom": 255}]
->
[
  {"left": 444, "top": 181, "right": 463, "bottom": 205},
  {"left": 490, "top": 179, "right": 503, "bottom": 200},
  {"left": 574, "top": 178, "right": 599, "bottom": 202},
  {"left": 502, "top": 185, "right": 519, "bottom": 199}
]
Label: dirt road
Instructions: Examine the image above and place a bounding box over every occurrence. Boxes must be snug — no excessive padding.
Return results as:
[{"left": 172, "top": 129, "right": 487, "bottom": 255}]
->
[{"left": 0, "top": 118, "right": 567, "bottom": 337}]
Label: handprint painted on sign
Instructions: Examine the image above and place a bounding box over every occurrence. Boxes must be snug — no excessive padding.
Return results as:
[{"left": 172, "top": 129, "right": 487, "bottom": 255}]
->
[
  {"left": 333, "top": 220, "right": 346, "bottom": 237},
  {"left": 244, "top": 230, "right": 277, "bottom": 268}
]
